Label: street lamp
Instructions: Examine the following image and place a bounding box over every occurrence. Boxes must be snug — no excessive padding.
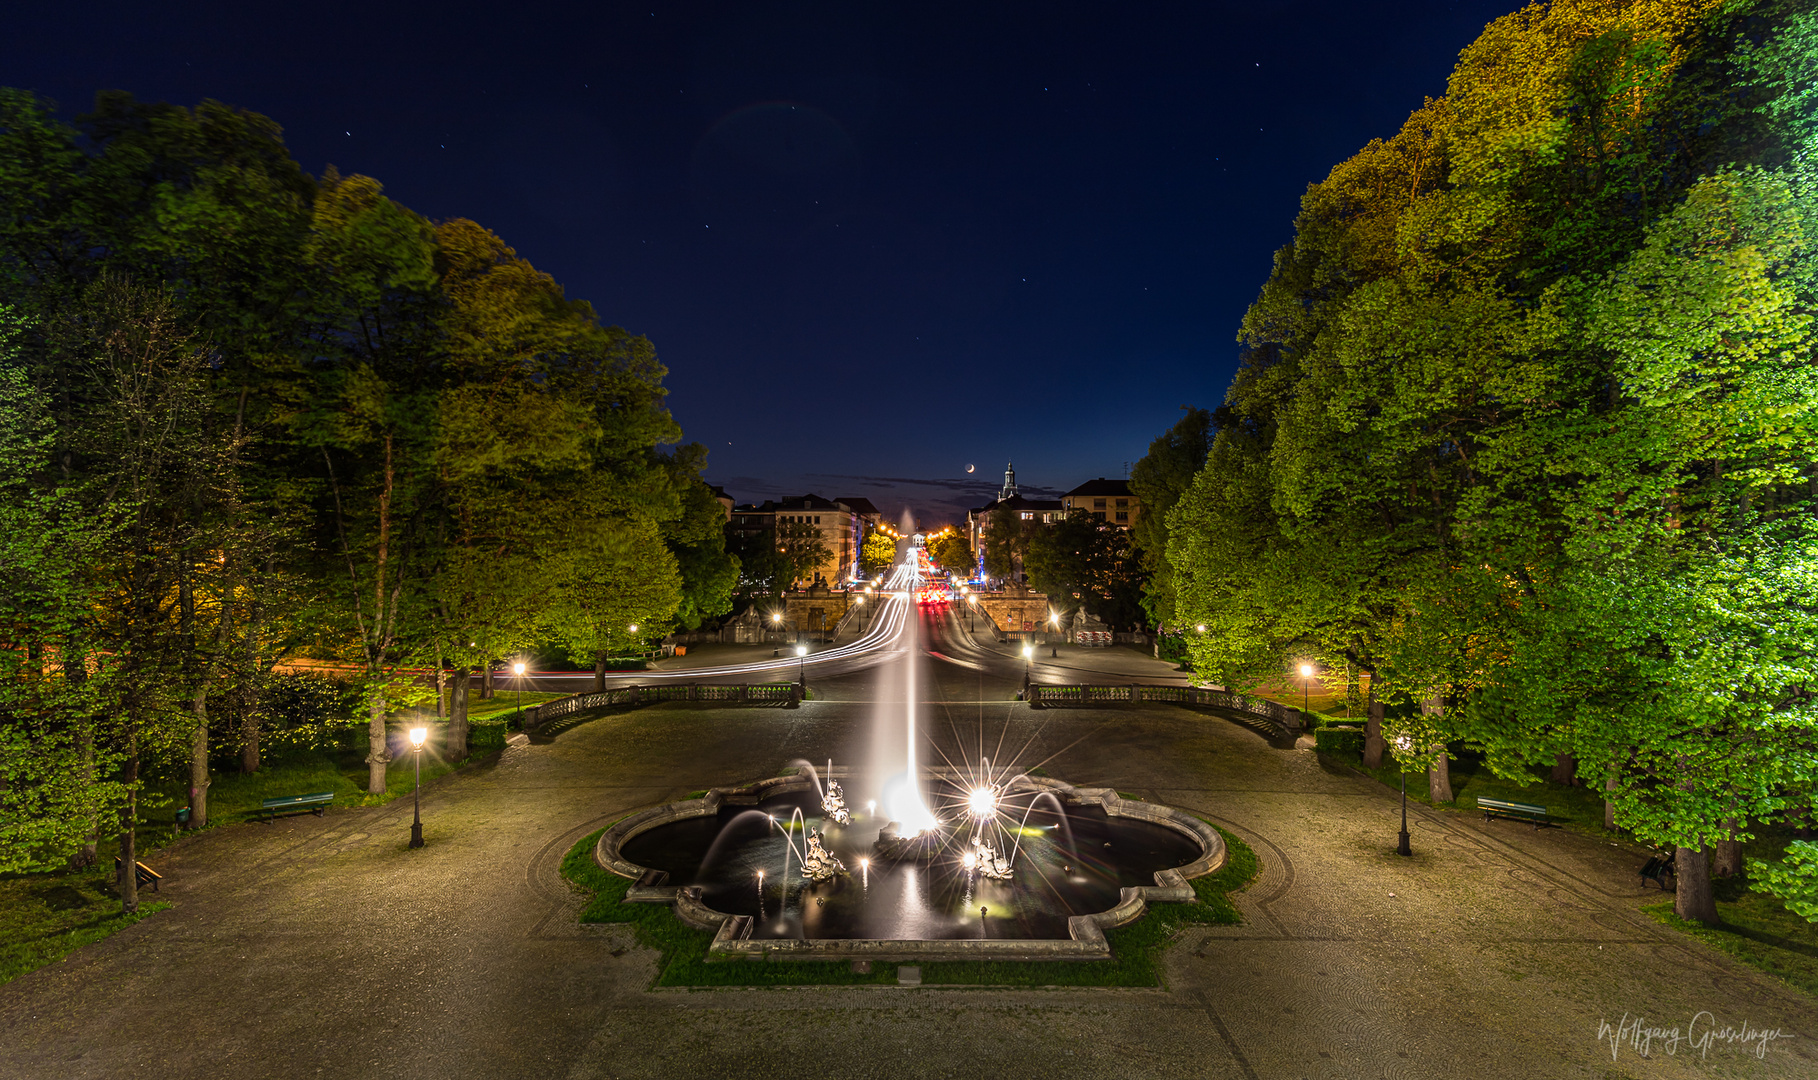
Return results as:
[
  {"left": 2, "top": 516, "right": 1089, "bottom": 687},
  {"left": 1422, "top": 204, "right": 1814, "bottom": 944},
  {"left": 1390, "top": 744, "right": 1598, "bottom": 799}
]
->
[
  {"left": 1299, "top": 662, "right": 1314, "bottom": 718},
  {"left": 1022, "top": 642, "right": 1034, "bottom": 684},
  {"left": 1048, "top": 611, "right": 1060, "bottom": 657},
  {"left": 795, "top": 643, "right": 808, "bottom": 686},
  {"left": 1394, "top": 734, "right": 1413, "bottom": 857},
  {"left": 513, "top": 661, "right": 525, "bottom": 724},
  {"left": 407, "top": 726, "right": 428, "bottom": 848}
]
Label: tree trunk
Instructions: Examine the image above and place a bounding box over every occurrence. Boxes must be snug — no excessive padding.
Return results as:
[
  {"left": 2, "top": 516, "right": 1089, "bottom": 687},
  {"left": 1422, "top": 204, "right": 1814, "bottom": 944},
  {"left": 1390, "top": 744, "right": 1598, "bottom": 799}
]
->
[
  {"left": 1604, "top": 774, "right": 1618, "bottom": 830},
  {"left": 593, "top": 651, "right": 607, "bottom": 692},
  {"left": 118, "top": 748, "right": 139, "bottom": 914},
  {"left": 451, "top": 668, "right": 470, "bottom": 754},
  {"left": 1427, "top": 746, "right": 1454, "bottom": 803},
  {"left": 1550, "top": 754, "right": 1578, "bottom": 786},
  {"left": 241, "top": 709, "right": 261, "bottom": 774},
  {"left": 1714, "top": 818, "right": 1743, "bottom": 877},
  {"left": 1363, "top": 687, "right": 1385, "bottom": 770},
  {"left": 366, "top": 693, "right": 390, "bottom": 795},
  {"left": 189, "top": 691, "right": 210, "bottom": 830},
  {"left": 446, "top": 670, "right": 470, "bottom": 762},
  {"left": 481, "top": 663, "right": 494, "bottom": 700},
  {"left": 1675, "top": 845, "right": 1718, "bottom": 923},
  {"left": 435, "top": 652, "right": 446, "bottom": 717},
  {"left": 69, "top": 651, "right": 98, "bottom": 868}
]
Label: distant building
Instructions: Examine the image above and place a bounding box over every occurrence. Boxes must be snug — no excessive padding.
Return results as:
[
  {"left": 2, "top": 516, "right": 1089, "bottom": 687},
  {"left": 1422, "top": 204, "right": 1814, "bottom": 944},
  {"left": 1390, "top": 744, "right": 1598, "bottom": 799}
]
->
[
  {"left": 1062, "top": 478, "right": 1139, "bottom": 528},
  {"left": 725, "top": 494, "right": 881, "bottom": 585},
  {"left": 966, "top": 491, "right": 1063, "bottom": 583},
  {"left": 708, "top": 485, "right": 734, "bottom": 522}
]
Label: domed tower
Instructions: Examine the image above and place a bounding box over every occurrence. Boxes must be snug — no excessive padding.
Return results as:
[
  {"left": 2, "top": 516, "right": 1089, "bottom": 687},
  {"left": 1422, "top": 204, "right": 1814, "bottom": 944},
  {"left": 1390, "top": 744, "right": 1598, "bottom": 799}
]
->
[{"left": 1000, "top": 461, "right": 1018, "bottom": 501}]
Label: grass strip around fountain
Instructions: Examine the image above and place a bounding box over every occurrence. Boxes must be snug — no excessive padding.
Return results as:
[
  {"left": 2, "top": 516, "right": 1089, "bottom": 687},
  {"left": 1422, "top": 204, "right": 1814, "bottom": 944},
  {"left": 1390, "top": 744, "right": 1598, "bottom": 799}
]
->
[{"left": 561, "top": 821, "right": 1258, "bottom": 988}]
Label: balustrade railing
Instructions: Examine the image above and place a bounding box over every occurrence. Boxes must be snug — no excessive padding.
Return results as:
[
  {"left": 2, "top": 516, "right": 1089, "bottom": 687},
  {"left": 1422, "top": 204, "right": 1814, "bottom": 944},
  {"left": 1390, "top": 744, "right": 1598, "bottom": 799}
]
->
[
  {"left": 524, "top": 682, "right": 800, "bottom": 730},
  {"left": 1024, "top": 683, "right": 1303, "bottom": 734}
]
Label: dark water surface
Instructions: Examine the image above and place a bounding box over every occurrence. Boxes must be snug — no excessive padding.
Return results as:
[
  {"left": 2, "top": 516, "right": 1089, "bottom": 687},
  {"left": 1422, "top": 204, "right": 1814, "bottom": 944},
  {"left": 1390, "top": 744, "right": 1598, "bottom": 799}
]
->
[{"left": 618, "top": 785, "right": 1202, "bottom": 940}]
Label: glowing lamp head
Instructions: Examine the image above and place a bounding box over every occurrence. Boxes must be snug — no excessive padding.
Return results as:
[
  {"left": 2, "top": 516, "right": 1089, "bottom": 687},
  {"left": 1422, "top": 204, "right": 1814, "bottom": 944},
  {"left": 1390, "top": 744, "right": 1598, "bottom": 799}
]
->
[
  {"left": 1195, "top": 624, "right": 1206, "bottom": 633},
  {"left": 1394, "top": 735, "right": 1413, "bottom": 753},
  {"left": 1300, "top": 663, "right": 1313, "bottom": 678},
  {"left": 408, "top": 726, "right": 428, "bottom": 748},
  {"left": 1022, "top": 644, "right": 1034, "bottom": 659},
  {"left": 962, "top": 851, "right": 978, "bottom": 870},
  {"left": 859, "top": 858, "right": 869, "bottom": 869},
  {"left": 628, "top": 623, "right": 638, "bottom": 634},
  {"left": 772, "top": 612, "right": 782, "bottom": 624},
  {"left": 513, "top": 662, "right": 525, "bottom": 675},
  {"left": 796, "top": 644, "right": 808, "bottom": 657},
  {"left": 967, "top": 785, "right": 1000, "bottom": 819}
]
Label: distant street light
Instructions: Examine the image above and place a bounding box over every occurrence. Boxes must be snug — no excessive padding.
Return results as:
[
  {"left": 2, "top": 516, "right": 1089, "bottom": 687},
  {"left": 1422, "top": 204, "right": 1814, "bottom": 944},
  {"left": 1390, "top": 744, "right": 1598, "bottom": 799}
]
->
[
  {"left": 1022, "top": 641, "right": 1035, "bottom": 685},
  {"left": 796, "top": 642, "right": 808, "bottom": 686},
  {"left": 408, "top": 726, "right": 428, "bottom": 848},
  {"left": 513, "top": 661, "right": 526, "bottom": 726},
  {"left": 1394, "top": 734, "right": 1413, "bottom": 857},
  {"left": 1300, "top": 662, "right": 1314, "bottom": 718}
]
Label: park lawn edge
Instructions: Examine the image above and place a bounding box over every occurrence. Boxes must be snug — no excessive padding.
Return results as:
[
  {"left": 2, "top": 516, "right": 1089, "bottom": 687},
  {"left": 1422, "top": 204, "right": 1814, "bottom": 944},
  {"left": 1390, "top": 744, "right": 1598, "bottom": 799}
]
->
[
  {"left": 558, "top": 820, "right": 1259, "bottom": 989},
  {"left": 0, "top": 899, "right": 171, "bottom": 988},
  {"left": 1641, "top": 901, "right": 1818, "bottom": 1000}
]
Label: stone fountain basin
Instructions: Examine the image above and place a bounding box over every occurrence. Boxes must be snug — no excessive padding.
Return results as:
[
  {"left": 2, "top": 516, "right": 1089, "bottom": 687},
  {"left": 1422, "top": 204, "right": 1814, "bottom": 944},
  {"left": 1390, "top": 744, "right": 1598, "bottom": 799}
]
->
[{"left": 594, "top": 770, "right": 1225, "bottom": 963}]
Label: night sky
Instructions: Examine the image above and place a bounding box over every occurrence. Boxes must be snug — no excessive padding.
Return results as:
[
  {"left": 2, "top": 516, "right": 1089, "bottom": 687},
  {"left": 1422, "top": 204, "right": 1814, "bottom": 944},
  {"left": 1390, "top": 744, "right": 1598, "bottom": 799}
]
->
[{"left": 6, "top": 0, "right": 1512, "bottom": 525}]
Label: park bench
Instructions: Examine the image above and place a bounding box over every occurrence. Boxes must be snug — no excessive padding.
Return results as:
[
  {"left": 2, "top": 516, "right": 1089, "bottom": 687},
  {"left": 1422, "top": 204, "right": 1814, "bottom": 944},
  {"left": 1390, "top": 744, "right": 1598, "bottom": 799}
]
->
[
  {"left": 1476, "top": 797, "right": 1552, "bottom": 829},
  {"left": 255, "top": 791, "right": 335, "bottom": 823},
  {"left": 1640, "top": 850, "right": 1677, "bottom": 890},
  {"left": 114, "top": 857, "right": 161, "bottom": 893}
]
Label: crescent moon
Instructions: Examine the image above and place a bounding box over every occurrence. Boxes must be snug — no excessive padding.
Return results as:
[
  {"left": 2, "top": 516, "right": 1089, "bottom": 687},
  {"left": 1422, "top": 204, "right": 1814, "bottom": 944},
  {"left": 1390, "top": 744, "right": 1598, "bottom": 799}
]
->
[{"left": 966, "top": 464, "right": 975, "bottom": 473}]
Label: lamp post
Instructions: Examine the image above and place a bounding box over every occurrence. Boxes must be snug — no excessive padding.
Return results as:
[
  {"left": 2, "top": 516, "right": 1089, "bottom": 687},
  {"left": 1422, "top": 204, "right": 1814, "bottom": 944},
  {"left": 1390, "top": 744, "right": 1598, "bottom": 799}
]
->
[
  {"left": 771, "top": 611, "right": 782, "bottom": 654},
  {"left": 408, "top": 726, "right": 428, "bottom": 848},
  {"left": 1049, "top": 611, "right": 1060, "bottom": 657},
  {"left": 1299, "top": 662, "right": 1314, "bottom": 720},
  {"left": 1022, "top": 642, "right": 1034, "bottom": 684},
  {"left": 795, "top": 643, "right": 808, "bottom": 687},
  {"left": 1394, "top": 734, "right": 1412, "bottom": 857},
  {"left": 513, "top": 661, "right": 525, "bottom": 725}
]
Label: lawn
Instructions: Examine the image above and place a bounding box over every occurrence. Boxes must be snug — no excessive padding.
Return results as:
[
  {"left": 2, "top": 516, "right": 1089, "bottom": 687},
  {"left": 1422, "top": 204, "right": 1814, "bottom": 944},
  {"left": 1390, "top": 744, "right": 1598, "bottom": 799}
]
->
[
  {"left": 559, "top": 819, "right": 1259, "bottom": 988},
  {"left": 1644, "top": 887, "right": 1818, "bottom": 998},
  {"left": 0, "top": 866, "right": 169, "bottom": 987}
]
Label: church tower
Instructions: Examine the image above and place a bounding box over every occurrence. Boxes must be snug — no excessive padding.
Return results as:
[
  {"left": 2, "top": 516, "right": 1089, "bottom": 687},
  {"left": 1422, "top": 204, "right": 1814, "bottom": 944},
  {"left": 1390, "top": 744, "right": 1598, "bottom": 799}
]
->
[{"left": 1000, "top": 461, "right": 1018, "bottom": 501}]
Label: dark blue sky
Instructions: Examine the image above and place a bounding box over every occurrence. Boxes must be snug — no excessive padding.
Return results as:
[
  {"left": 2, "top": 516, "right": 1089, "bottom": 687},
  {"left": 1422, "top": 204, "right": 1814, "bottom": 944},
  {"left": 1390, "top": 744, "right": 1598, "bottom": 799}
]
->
[{"left": 5, "top": 0, "right": 1512, "bottom": 524}]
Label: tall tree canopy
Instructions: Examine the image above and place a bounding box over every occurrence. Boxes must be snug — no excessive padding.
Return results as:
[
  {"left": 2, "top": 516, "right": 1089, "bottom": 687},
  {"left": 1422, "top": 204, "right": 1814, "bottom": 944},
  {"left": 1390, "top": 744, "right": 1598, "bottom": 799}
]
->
[
  {"left": 1168, "top": 0, "right": 1818, "bottom": 922},
  {"left": 0, "top": 87, "right": 732, "bottom": 881}
]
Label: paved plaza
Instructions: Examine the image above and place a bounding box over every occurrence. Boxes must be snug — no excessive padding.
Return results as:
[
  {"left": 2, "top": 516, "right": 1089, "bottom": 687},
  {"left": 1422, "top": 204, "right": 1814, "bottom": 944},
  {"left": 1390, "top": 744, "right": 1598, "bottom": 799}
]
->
[{"left": 2, "top": 631, "right": 1813, "bottom": 1079}]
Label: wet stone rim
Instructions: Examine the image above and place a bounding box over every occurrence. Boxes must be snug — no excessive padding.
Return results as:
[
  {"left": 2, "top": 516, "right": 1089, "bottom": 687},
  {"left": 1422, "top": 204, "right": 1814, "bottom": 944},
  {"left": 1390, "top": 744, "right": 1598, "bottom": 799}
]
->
[{"left": 594, "top": 769, "right": 1226, "bottom": 963}]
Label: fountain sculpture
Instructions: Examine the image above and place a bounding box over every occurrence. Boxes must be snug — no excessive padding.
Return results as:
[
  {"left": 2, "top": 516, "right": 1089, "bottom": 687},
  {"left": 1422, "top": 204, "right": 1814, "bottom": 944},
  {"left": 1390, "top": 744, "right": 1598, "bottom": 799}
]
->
[
  {"left": 800, "top": 829, "right": 846, "bottom": 882},
  {"left": 820, "top": 780, "right": 851, "bottom": 826}
]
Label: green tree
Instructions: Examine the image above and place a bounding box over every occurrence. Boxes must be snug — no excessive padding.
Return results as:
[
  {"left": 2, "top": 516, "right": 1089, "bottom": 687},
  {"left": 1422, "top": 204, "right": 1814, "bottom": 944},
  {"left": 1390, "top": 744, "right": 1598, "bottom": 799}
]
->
[
  {"left": 1025, "top": 511, "right": 1143, "bottom": 628},
  {"left": 1129, "top": 407, "right": 1211, "bottom": 627},
  {"left": 860, "top": 527, "right": 897, "bottom": 577},
  {"left": 927, "top": 532, "right": 972, "bottom": 577}
]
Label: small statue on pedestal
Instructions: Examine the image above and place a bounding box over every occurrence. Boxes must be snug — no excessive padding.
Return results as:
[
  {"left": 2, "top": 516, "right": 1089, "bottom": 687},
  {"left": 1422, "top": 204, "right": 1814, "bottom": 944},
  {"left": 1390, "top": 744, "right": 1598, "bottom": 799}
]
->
[
  {"left": 801, "top": 829, "right": 846, "bottom": 881},
  {"left": 821, "top": 779, "right": 851, "bottom": 825},
  {"left": 972, "top": 835, "right": 1014, "bottom": 880}
]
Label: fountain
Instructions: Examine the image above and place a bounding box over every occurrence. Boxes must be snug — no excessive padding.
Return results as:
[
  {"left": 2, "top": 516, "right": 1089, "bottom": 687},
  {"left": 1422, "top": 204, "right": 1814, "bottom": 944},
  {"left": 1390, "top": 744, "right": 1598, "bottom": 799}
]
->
[{"left": 593, "top": 545, "right": 1226, "bottom": 961}]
